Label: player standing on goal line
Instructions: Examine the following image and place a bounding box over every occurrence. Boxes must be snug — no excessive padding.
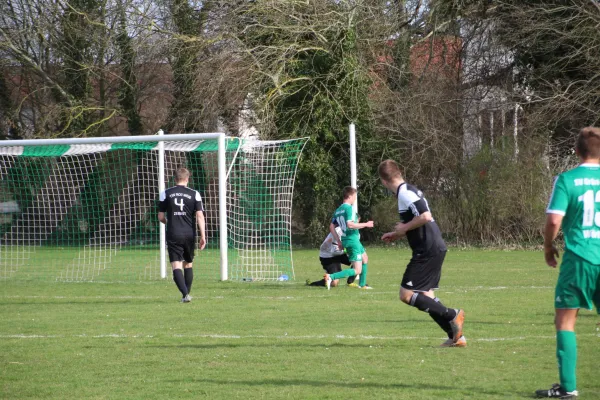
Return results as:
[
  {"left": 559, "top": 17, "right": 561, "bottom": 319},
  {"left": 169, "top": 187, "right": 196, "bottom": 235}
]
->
[
  {"left": 325, "top": 186, "right": 373, "bottom": 290},
  {"left": 537, "top": 127, "right": 600, "bottom": 399},
  {"left": 158, "top": 168, "right": 206, "bottom": 303},
  {"left": 378, "top": 160, "right": 465, "bottom": 347}
]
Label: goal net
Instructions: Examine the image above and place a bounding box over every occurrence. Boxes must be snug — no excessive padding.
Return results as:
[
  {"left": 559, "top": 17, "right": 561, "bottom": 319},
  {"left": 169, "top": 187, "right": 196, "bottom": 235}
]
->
[{"left": 0, "top": 134, "right": 307, "bottom": 282}]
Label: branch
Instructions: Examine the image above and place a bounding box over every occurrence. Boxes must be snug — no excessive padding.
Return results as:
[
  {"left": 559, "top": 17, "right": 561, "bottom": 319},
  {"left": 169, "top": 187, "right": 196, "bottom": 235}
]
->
[{"left": 0, "top": 30, "right": 72, "bottom": 106}]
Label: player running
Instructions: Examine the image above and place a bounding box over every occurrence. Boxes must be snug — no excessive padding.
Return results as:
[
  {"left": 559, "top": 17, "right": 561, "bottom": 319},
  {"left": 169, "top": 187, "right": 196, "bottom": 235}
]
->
[
  {"left": 324, "top": 186, "right": 373, "bottom": 290},
  {"left": 378, "top": 159, "right": 465, "bottom": 347},
  {"left": 536, "top": 127, "right": 600, "bottom": 399},
  {"left": 158, "top": 168, "right": 206, "bottom": 303}
]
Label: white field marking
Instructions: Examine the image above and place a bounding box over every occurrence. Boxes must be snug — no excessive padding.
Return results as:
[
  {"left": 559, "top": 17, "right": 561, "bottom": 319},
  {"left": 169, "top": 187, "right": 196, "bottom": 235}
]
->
[
  {"left": 2, "top": 295, "right": 309, "bottom": 301},
  {"left": 1, "top": 286, "right": 555, "bottom": 301},
  {"left": 1, "top": 333, "right": 598, "bottom": 340},
  {"left": 3, "top": 295, "right": 163, "bottom": 300},
  {"left": 377, "top": 285, "right": 553, "bottom": 290}
]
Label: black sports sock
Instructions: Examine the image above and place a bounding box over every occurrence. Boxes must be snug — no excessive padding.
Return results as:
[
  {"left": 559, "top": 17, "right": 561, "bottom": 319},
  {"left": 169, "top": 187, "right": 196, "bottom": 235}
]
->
[
  {"left": 184, "top": 268, "right": 193, "bottom": 293},
  {"left": 173, "top": 269, "right": 188, "bottom": 297},
  {"left": 410, "top": 293, "right": 457, "bottom": 321},
  {"left": 309, "top": 279, "right": 326, "bottom": 286},
  {"left": 429, "top": 298, "right": 453, "bottom": 338}
]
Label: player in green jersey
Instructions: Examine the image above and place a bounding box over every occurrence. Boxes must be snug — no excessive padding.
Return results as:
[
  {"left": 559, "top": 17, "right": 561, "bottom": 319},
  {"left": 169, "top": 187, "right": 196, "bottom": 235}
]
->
[
  {"left": 537, "top": 127, "right": 600, "bottom": 399},
  {"left": 325, "top": 186, "right": 374, "bottom": 290}
]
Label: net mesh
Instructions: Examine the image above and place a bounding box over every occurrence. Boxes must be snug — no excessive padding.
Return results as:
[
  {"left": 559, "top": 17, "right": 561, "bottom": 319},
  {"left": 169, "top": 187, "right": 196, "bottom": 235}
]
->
[{"left": 0, "top": 137, "right": 306, "bottom": 282}]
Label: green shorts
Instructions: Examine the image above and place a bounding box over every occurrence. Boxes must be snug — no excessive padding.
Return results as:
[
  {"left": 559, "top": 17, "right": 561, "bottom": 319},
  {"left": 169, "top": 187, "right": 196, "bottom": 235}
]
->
[
  {"left": 555, "top": 250, "right": 600, "bottom": 313},
  {"left": 342, "top": 240, "right": 365, "bottom": 263}
]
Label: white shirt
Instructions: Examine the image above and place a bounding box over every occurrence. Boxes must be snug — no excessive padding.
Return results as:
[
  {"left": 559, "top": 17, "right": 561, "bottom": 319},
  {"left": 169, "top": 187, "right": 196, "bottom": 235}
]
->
[{"left": 319, "top": 227, "right": 345, "bottom": 258}]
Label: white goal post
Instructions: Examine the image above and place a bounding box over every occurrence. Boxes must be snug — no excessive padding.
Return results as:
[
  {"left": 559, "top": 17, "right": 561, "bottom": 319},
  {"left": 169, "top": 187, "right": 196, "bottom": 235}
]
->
[{"left": 0, "top": 133, "right": 307, "bottom": 282}]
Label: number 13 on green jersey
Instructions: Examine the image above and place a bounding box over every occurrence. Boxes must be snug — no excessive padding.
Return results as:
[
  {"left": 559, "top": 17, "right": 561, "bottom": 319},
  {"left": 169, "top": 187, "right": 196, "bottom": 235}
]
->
[{"left": 547, "top": 164, "right": 600, "bottom": 263}]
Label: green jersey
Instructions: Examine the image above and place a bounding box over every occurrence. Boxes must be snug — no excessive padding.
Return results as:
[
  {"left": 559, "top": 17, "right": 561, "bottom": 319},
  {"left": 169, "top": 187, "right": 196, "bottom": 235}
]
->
[
  {"left": 332, "top": 203, "right": 360, "bottom": 243},
  {"left": 547, "top": 163, "right": 600, "bottom": 264}
]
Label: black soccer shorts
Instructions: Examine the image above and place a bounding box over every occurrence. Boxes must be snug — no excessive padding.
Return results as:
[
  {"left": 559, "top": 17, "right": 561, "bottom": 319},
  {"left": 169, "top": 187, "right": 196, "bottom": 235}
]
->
[
  {"left": 401, "top": 250, "right": 446, "bottom": 292},
  {"left": 320, "top": 253, "right": 351, "bottom": 274},
  {"left": 167, "top": 236, "right": 196, "bottom": 263}
]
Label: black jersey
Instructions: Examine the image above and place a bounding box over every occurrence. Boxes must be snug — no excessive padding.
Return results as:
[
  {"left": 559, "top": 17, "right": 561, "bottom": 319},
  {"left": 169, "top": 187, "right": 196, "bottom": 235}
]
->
[
  {"left": 396, "top": 183, "right": 446, "bottom": 255},
  {"left": 158, "top": 185, "right": 204, "bottom": 239}
]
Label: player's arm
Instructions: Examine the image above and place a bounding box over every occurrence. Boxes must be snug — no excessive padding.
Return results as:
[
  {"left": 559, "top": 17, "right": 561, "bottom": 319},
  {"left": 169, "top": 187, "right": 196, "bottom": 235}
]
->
[
  {"left": 345, "top": 206, "right": 373, "bottom": 229},
  {"left": 158, "top": 191, "right": 167, "bottom": 224},
  {"left": 394, "top": 211, "right": 433, "bottom": 236},
  {"left": 158, "top": 212, "right": 167, "bottom": 224},
  {"left": 544, "top": 212, "right": 563, "bottom": 268},
  {"left": 194, "top": 191, "right": 206, "bottom": 250},
  {"left": 347, "top": 220, "right": 374, "bottom": 229},
  {"left": 196, "top": 210, "right": 206, "bottom": 250},
  {"left": 330, "top": 221, "right": 343, "bottom": 250},
  {"left": 544, "top": 213, "right": 563, "bottom": 268},
  {"left": 382, "top": 193, "right": 430, "bottom": 242},
  {"left": 544, "top": 175, "right": 567, "bottom": 268}
]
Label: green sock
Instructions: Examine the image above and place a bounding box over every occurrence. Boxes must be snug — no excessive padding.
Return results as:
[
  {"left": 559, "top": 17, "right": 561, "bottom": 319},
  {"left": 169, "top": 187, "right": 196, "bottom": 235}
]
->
[
  {"left": 330, "top": 268, "right": 356, "bottom": 280},
  {"left": 359, "top": 263, "right": 368, "bottom": 287},
  {"left": 556, "top": 330, "right": 577, "bottom": 392}
]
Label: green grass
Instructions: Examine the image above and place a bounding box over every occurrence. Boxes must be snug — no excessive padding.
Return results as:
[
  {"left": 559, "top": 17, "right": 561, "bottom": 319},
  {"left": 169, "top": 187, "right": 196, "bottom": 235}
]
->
[{"left": 1, "top": 248, "right": 599, "bottom": 399}]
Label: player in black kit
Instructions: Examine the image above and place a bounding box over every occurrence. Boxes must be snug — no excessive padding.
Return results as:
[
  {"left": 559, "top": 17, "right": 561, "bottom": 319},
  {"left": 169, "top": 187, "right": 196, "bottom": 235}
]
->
[
  {"left": 378, "top": 160, "right": 465, "bottom": 347},
  {"left": 158, "top": 168, "right": 206, "bottom": 302}
]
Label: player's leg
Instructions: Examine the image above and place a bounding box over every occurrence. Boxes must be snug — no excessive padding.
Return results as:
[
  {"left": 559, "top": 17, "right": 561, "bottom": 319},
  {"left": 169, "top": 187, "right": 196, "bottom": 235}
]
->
[
  {"left": 358, "top": 249, "right": 370, "bottom": 288},
  {"left": 338, "top": 253, "right": 357, "bottom": 285},
  {"left": 182, "top": 237, "right": 195, "bottom": 296},
  {"left": 325, "top": 244, "right": 361, "bottom": 289},
  {"left": 310, "top": 259, "right": 342, "bottom": 287},
  {"left": 400, "top": 251, "right": 462, "bottom": 341},
  {"left": 556, "top": 309, "right": 579, "bottom": 394},
  {"left": 536, "top": 308, "right": 579, "bottom": 398},
  {"left": 536, "top": 250, "right": 593, "bottom": 398},
  {"left": 171, "top": 261, "right": 189, "bottom": 299},
  {"left": 168, "top": 239, "right": 189, "bottom": 300},
  {"left": 183, "top": 262, "right": 193, "bottom": 293},
  {"left": 328, "top": 260, "right": 360, "bottom": 281},
  {"left": 325, "top": 260, "right": 359, "bottom": 290},
  {"left": 422, "top": 290, "right": 466, "bottom": 347}
]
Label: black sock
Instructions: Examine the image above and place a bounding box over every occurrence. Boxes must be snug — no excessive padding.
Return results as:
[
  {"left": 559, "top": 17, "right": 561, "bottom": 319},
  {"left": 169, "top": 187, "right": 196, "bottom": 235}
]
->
[
  {"left": 310, "top": 279, "right": 326, "bottom": 286},
  {"left": 173, "top": 269, "right": 188, "bottom": 297},
  {"left": 429, "top": 298, "right": 453, "bottom": 338},
  {"left": 410, "top": 293, "right": 457, "bottom": 321},
  {"left": 184, "top": 268, "right": 193, "bottom": 294}
]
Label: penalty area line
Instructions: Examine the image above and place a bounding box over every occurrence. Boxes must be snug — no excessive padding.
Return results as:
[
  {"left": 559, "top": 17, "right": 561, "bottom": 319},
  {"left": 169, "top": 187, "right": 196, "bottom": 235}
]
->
[{"left": 1, "top": 333, "right": 597, "bottom": 341}]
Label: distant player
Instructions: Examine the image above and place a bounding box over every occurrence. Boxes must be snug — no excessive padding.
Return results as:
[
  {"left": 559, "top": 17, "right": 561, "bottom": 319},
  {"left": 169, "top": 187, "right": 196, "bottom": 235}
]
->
[
  {"left": 378, "top": 160, "right": 465, "bottom": 347},
  {"left": 158, "top": 168, "right": 206, "bottom": 303},
  {"left": 324, "top": 186, "right": 373, "bottom": 290},
  {"left": 307, "top": 226, "right": 357, "bottom": 287},
  {"left": 536, "top": 127, "right": 600, "bottom": 399}
]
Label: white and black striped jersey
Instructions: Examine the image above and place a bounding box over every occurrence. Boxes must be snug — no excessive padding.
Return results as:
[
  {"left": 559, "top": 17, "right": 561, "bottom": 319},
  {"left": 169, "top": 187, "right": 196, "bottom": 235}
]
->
[
  {"left": 158, "top": 185, "right": 204, "bottom": 239},
  {"left": 397, "top": 183, "right": 446, "bottom": 255}
]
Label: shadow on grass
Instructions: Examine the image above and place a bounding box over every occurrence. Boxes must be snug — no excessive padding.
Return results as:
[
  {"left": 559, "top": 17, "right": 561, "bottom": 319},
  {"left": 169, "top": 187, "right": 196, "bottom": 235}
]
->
[
  {"left": 146, "top": 341, "right": 449, "bottom": 350},
  {"left": 165, "top": 377, "right": 521, "bottom": 397},
  {"left": 375, "top": 318, "right": 534, "bottom": 326}
]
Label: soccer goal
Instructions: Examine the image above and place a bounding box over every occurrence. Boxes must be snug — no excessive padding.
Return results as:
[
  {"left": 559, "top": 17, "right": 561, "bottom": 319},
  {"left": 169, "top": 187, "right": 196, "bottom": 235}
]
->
[{"left": 0, "top": 133, "right": 307, "bottom": 282}]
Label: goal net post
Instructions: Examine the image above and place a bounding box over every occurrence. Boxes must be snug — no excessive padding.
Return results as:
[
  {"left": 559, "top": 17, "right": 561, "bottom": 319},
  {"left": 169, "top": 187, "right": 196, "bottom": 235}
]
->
[{"left": 0, "top": 133, "right": 307, "bottom": 282}]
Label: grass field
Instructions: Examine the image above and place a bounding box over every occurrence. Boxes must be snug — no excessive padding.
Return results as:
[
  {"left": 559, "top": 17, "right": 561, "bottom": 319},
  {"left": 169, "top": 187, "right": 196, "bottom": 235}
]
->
[{"left": 1, "top": 248, "right": 599, "bottom": 399}]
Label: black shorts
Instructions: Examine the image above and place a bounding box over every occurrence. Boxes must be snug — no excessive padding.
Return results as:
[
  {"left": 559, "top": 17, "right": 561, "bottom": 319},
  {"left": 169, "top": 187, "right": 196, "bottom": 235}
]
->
[
  {"left": 320, "top": 254, "right": 351, "bottom": 274},
  {"left": 167, "top": 237, "right": 195, "bottom": 263},
  {"left": 401, "top": 250, "right": 446, "bottom": 292}
]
